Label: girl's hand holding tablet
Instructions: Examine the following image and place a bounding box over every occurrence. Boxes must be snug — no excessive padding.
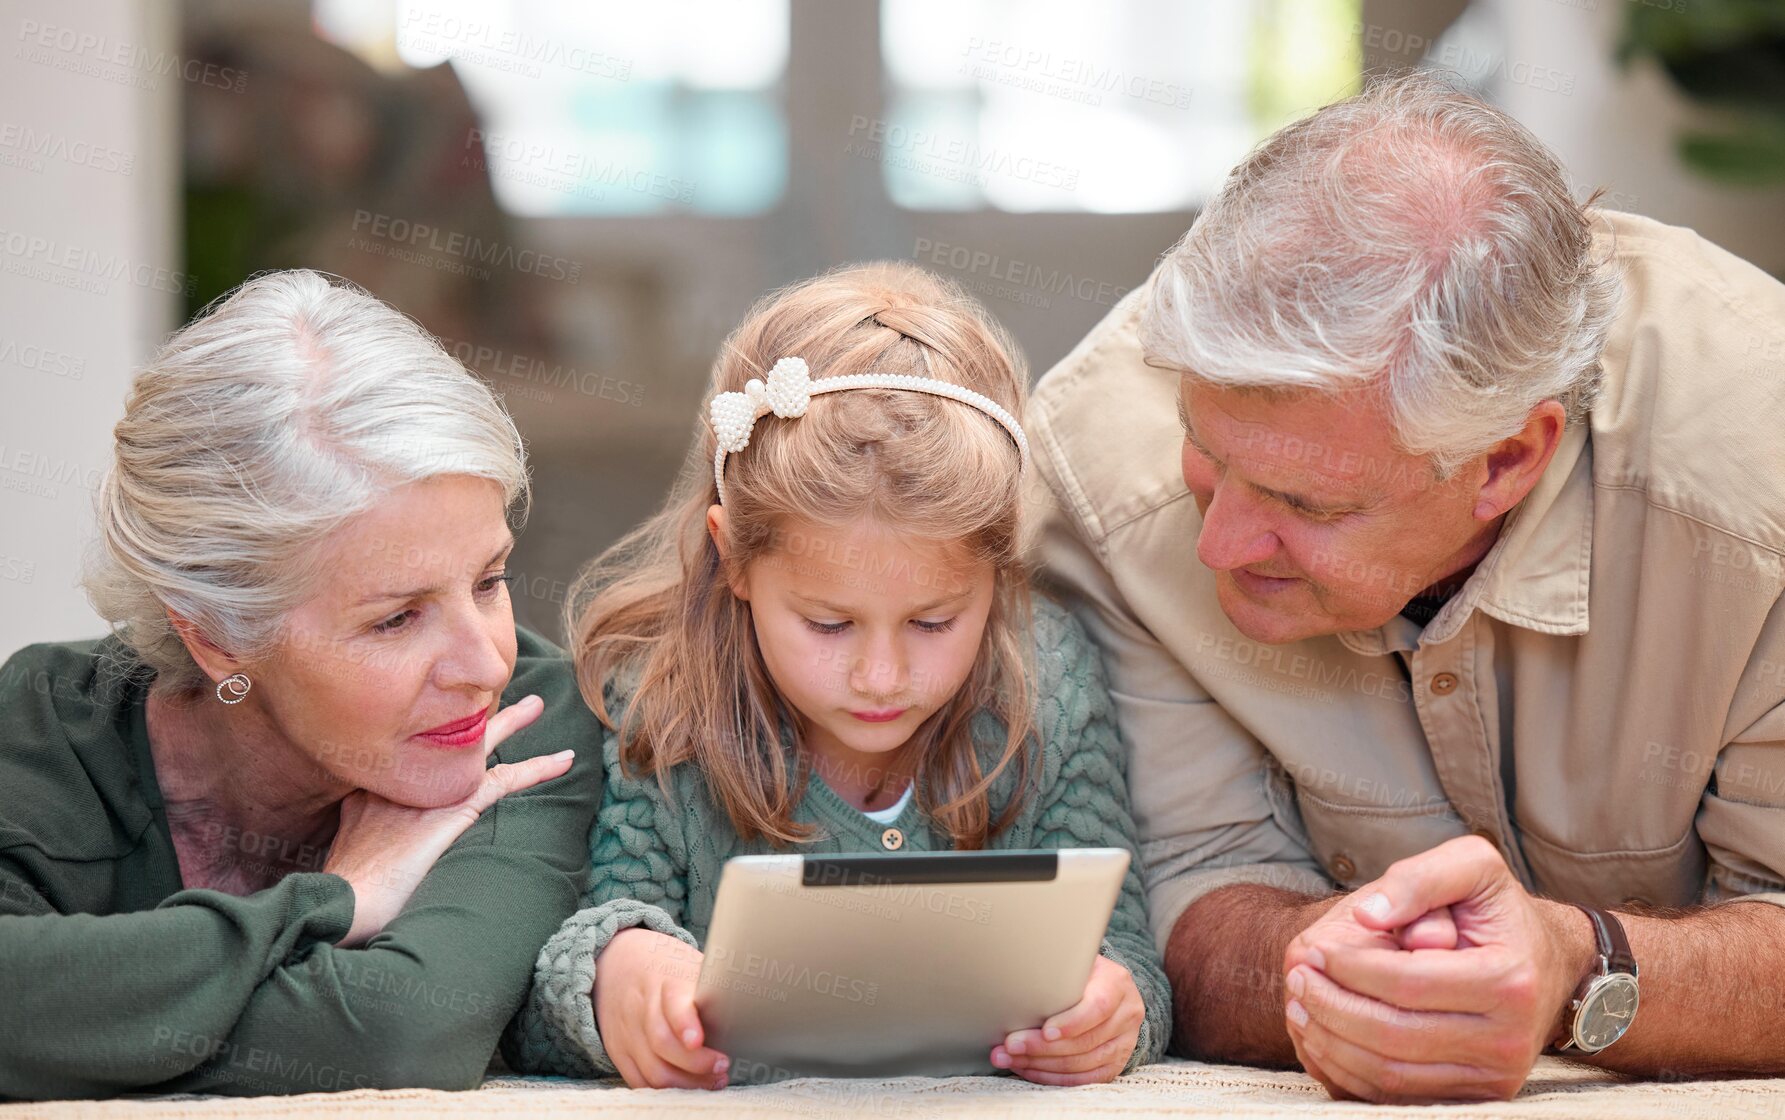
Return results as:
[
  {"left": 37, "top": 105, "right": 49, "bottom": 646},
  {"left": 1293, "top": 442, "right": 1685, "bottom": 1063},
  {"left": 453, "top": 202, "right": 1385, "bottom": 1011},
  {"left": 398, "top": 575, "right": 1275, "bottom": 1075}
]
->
[
  {"left": 593, "top": 928, "right": 730, "bottom": 1089},
  {"left": 991, "top": 955, "right": 1145, "bottom": 1085}
]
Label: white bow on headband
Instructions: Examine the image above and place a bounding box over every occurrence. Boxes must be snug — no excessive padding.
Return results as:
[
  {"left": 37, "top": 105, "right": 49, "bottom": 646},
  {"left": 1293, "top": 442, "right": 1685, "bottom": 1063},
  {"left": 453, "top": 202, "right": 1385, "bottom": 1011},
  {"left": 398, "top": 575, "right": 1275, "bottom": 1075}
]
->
[{"left": 709, "top": 356, "right": 1029, "bottom": 505}]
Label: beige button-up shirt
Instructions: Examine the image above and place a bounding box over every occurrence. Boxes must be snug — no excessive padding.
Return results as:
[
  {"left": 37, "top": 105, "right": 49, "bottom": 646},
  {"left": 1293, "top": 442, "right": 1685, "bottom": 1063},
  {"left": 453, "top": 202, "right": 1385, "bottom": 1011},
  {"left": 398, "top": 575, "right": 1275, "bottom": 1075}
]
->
[{"left": 1027, "top": 211, "right": 1785, "bottom": 948}]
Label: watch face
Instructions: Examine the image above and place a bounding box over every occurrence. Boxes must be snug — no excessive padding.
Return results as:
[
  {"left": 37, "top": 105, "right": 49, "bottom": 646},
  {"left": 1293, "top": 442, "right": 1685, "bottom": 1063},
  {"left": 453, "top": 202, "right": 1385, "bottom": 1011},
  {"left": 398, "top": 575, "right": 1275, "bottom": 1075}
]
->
[{"left": 1575, "top": 973, "right": 1639, "bottom": 1052}]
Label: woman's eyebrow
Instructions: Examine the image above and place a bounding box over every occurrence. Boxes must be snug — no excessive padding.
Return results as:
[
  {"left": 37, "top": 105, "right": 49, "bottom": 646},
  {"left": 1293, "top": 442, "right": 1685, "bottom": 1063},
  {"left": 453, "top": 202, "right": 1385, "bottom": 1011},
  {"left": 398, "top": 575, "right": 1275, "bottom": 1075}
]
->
[{"left": 354, "top": 535, "right": 516, "bottom": 606}]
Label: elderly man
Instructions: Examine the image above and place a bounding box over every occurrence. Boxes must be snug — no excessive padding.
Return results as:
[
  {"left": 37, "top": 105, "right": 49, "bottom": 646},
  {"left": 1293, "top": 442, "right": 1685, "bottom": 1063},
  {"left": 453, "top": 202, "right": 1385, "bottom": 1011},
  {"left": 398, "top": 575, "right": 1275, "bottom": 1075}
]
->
[{"left": 1028, "top": 72, "right": 1785, "bottom": 1102}]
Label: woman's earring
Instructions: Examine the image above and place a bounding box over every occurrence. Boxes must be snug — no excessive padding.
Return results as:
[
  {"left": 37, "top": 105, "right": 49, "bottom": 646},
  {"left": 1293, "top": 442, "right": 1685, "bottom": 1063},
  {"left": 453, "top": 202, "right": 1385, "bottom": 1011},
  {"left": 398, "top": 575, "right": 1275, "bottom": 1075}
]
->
[{"left": 216, "top": 673, "right": 252, "bottom": 705}]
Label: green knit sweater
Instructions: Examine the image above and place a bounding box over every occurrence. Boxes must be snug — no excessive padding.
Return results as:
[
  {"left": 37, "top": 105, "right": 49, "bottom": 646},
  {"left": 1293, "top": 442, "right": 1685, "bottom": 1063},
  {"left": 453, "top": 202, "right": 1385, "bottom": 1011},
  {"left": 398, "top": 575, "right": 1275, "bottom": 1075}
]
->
[{"left": 501, "top": 597, "right": 1170, "bottom": 1080}]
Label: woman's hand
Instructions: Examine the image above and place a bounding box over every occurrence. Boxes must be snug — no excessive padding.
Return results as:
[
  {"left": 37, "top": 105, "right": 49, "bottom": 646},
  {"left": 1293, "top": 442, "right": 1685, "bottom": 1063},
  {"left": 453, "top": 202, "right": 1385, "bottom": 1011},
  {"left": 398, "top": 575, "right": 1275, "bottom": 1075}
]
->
[
  {"left": 992, "top": 954, "right": 1144, "bottom": 1085},
  {"left": 593, "top": 927, "right": 730, "bottom": 1089},
  {"left": 323, "top": 695, "right": 572, "bottom": 945}
]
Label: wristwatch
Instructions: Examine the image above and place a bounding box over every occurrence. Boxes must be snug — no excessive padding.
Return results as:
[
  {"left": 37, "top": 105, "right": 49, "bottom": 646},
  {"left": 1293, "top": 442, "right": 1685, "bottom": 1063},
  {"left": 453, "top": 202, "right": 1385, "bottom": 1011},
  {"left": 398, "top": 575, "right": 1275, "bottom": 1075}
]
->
[{"left": 1553, "top": 905, "right": 1639, "bottom": 1054}]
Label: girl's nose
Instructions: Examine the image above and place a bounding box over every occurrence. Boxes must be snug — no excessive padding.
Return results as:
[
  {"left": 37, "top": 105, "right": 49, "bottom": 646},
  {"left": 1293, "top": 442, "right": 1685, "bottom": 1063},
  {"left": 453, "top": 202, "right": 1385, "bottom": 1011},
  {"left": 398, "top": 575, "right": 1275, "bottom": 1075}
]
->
[{"left": 848, "top": 642, "right": 907, "bottom": 697}]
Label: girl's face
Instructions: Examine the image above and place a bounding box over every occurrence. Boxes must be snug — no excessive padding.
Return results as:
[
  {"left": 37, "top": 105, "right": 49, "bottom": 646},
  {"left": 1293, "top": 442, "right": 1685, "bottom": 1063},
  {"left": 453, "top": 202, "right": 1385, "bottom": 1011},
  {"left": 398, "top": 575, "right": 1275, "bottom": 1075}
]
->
[{"left": 726, "top": 515, "right": 996, "bottom": 766}]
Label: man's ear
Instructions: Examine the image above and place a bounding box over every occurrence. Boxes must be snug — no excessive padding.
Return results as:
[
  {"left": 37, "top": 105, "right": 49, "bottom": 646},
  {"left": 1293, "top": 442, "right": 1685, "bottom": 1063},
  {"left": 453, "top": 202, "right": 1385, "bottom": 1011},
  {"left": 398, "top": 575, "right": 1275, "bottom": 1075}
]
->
[
  {"left": 705, "top": 504, "right": 750, "bottom": 601},
  {"left": 1472, "top": 400, "right": 1566, "bottom": 523},
  {"left": 166, "top": 609, "right": 244, "bottom": 685}
]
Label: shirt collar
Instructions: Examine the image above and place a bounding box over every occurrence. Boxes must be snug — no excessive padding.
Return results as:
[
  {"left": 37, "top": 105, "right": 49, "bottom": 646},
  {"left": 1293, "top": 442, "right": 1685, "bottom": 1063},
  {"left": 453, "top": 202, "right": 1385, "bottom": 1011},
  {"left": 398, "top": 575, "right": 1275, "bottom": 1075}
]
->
[{"left": 1337, "top": 421, "right": 1593, "bottom": 655}]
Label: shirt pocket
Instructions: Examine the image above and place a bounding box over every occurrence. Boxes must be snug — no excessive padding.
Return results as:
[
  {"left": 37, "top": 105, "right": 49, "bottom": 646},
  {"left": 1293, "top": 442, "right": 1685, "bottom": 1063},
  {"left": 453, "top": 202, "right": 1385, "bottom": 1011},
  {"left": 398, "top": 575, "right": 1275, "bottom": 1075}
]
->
[
  {"left": 1291, "top": 784, "right": 1471, "bottom": 890},
  {"left": 1515, "top": 821, "right": 1706, "bottom": 909}
]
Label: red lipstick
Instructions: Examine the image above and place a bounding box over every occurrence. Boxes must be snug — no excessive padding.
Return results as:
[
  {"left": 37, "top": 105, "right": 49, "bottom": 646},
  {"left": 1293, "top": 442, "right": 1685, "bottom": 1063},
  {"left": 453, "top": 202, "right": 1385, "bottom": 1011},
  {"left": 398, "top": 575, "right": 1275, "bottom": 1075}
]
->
[{"left": 415, "top": 709, "right": 489, "bottom": 749}]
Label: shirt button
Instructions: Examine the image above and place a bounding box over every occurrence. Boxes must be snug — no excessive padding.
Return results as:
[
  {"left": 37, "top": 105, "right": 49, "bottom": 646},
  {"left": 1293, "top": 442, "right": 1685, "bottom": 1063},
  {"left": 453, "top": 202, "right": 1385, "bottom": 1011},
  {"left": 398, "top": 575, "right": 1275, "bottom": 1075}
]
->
[
  {"left": 1431, "top": 672, "right": 1459, "bottom": 695},
  {"left": 1330, "top": 854, "right": 1356, "bottom": 881},
  {"left": 881, "top": 827, "right": 904, "bottom": 851}
]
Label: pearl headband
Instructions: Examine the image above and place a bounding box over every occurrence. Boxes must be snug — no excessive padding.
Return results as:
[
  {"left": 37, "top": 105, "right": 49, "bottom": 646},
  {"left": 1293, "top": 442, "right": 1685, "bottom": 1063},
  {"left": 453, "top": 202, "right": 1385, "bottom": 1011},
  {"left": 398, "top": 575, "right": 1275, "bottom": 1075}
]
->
[{"left": 708, "top": 356, "right": 1030, "bottom": 505}]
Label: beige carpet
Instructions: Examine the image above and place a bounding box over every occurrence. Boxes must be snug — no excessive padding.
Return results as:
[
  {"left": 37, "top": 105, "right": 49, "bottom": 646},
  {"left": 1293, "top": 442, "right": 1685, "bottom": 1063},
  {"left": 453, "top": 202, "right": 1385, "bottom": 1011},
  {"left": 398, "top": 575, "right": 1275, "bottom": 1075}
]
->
[{"left": 6, "top": 1059, "right": 1785, "bottom": 1119}]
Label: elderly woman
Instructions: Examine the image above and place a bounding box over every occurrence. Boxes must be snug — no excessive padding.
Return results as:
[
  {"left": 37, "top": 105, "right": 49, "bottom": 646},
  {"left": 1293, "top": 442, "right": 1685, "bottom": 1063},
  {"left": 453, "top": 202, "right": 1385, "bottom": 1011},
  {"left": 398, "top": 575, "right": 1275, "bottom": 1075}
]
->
[{"left": 0, "top": 271, "right": 603, "bottom": 1099}]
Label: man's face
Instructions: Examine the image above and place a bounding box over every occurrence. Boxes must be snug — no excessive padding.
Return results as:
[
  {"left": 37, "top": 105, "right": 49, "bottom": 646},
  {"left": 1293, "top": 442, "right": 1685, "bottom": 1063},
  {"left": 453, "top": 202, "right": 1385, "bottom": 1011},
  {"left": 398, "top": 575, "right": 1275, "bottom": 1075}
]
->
[{"left": 1178, "top": 378, "right": 1498, "bottom": 644}]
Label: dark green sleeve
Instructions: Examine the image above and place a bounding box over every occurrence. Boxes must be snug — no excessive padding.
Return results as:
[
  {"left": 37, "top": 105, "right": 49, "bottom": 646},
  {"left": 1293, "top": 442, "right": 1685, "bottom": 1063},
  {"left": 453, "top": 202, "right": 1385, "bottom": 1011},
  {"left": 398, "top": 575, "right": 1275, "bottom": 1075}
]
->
[
  {"left": 0, "top": 862, "right": 359, "bottom": 1099},
  {"left": 0, "top": 631, "right": 605, "bottom": 1099},
  {"left": 1028, "top": 604, "right": 1174, "bottom": 1071},
  {"left": 155, "top": 643, "right": 606, "bottom": 1095}
]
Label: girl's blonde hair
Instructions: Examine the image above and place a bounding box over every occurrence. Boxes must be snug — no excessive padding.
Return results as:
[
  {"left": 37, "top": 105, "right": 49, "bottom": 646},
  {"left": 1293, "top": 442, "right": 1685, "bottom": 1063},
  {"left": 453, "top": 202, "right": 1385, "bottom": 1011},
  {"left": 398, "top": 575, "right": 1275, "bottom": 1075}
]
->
[{"left": 570, "top": 262, "right": 1033, "bottom": 849}]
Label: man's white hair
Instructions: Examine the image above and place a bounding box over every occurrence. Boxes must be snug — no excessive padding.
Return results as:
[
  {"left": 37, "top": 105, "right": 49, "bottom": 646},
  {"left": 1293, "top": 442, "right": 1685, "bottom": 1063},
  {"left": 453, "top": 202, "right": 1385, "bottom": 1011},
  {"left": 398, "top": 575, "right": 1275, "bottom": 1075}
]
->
[
  {"left": 1143, "top": 70, "right": 1621, "bottom": 477},
  {"left": 86, "top": 269, "right": 530, "bottom": 692}
]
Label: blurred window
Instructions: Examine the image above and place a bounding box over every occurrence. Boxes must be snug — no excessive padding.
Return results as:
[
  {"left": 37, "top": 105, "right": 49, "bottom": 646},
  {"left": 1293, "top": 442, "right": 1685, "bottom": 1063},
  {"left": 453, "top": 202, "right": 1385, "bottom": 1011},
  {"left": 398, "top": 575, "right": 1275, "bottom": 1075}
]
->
[
  {"left": 314, "top": 0, "right": 789, "bottom": 215},
  {"left": 879, "top": 0, "right": 1359, "bottom": 212}
]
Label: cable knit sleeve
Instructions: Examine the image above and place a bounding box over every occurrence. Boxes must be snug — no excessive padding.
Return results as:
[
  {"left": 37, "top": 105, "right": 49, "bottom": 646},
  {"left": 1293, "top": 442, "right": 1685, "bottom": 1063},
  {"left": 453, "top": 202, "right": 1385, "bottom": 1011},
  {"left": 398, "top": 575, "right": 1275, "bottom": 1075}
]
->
[
  {"left": 500, "top": 725, "right": 696, "bottom": 1078},
  {"left": 1027, "top": 598, "right": 1173, "bottom": 1071}
]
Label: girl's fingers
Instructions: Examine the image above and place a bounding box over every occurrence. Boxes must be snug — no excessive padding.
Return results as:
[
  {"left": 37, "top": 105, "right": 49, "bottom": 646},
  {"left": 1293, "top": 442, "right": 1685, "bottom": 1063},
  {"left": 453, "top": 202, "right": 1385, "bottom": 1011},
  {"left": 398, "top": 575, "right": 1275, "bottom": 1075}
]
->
[
  {"left": 609, "top": 1048, "right": 646, "bottom": 1090},
  {"left": 1009, "top": 979, "right": 1141, "bottom": 1060},
  {"left": 1011, "top": 1063, "right": 1120, "bottom": 1086},
  {"left": 629, "top": 1049, "right": 713, "bottom": 1091},
  {"left": 1002, "top": 1033, "right": 1134, "bottom": 1075},
  {"left": 1005, "top": 1009, "right": 1130, "bottom": 1060},
  {"left": 999, "top": 1027, "right": 1049, "bottom": 1056},
  {"left": 1042, "top": 993, "right": 1110, "bottom": 1042},
  {"left": 662, "top": 983, "right": 707, "bottom": 1053},
  {"left": 483, "top": 694, "right": 545, "bottom": 756},
  {"left": 649, "top": 988, "right": 727, "bottom": 1079},
  {"left": 1023, "top": 959, "right": 1125, "bottom": 1048}
]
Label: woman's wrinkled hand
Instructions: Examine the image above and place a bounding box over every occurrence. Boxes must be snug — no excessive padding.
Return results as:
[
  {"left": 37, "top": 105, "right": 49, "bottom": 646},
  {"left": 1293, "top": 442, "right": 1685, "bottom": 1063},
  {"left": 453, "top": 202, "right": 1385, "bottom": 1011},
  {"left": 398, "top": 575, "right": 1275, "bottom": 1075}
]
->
[{"left": 324, "top": 695, "right": 571, "bottom": 945}]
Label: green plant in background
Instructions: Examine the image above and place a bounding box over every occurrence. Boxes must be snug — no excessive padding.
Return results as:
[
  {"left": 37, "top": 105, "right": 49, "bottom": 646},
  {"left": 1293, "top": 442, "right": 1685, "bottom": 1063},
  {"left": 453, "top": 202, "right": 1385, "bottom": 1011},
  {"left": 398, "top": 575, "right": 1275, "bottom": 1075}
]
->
[
  {"left": 1250, "top": 0, "right": 1363, "bottom": 137},
  {"left": 1620, "top": 0, "right": 1785, "bottom": 185}
]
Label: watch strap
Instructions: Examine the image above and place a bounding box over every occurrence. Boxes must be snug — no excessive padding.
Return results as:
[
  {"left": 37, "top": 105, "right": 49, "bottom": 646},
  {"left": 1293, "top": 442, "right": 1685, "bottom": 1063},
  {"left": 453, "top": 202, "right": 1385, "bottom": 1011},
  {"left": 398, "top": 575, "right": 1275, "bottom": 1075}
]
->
[
  {"left": 1553, "top": 904, "right": 1637, "bottom": 1051},
  {"left": 1578, "top": 905, "right": 1637, "bottom": 976}
]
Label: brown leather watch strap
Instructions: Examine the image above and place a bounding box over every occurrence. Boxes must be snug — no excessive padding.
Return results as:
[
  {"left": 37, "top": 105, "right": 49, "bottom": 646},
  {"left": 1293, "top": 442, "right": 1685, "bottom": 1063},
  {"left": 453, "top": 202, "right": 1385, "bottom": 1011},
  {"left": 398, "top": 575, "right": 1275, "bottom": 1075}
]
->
[
  {"left": 1579, "top": 905, "right": 1637, "bottom": 975},
  {"left": 1552, "top": 905, "right": 1639, "bottom": 1051}
]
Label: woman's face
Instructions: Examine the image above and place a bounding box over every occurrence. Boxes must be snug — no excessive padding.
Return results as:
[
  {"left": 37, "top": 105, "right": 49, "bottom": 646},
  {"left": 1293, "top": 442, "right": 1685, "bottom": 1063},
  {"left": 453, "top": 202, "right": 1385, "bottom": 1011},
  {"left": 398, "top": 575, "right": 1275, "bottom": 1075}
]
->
[{"left": 252, "top": 475, "right": 519, "bottom": 808}]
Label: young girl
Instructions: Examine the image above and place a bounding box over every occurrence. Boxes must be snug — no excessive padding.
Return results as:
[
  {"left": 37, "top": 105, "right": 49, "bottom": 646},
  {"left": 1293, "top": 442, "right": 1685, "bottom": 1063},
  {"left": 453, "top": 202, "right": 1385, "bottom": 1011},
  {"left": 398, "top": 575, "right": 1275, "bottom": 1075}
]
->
[{"left": 502, "top": 263, "right": 1169, "bottom": 1089}]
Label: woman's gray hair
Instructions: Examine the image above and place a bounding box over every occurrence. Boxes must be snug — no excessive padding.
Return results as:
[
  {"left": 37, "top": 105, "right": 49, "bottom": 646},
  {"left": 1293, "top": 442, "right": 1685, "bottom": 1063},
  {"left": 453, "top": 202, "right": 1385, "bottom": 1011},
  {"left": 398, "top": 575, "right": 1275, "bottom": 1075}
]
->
[
  {"left": 87, "top": 269, "right": 529, "bottom": 693},
  {"left": 1142, "top": 70, "right": 1622, "bottom": 477}
]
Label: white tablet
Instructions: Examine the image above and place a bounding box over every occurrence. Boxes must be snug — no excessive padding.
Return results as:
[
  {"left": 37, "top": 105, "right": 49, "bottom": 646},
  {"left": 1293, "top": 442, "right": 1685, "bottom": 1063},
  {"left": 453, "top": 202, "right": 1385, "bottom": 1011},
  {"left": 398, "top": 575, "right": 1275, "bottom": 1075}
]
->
[{"left": 694, "top": 847, "right": 1129, "bottom": 1082}]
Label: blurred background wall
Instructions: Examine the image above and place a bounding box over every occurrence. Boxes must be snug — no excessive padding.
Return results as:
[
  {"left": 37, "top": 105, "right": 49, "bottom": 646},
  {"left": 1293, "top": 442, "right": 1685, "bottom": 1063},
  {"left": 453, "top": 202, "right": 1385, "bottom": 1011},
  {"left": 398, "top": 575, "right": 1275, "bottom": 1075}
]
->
[{"left": 3, "top": 0, "right": 1782, "bottom": 650}]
